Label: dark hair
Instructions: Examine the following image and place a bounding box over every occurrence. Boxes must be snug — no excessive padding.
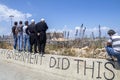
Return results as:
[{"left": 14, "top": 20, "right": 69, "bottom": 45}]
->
[
  {"left": 107, "top": 29, "right": 116, "bottom": 35},
  {"left": 14, "top": 21, "right": 18, "bottom": 25},
  {"left": 24, "top": 21, "right": 28, "bottom": 25},
  {"left": 19, "top": 21, "right": 22, "bottom": 24}
]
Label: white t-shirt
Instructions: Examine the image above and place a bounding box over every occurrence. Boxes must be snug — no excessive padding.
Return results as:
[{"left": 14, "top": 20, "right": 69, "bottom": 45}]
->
[{"left": 23, "top": 25, "right": 28, "bottom": 35}]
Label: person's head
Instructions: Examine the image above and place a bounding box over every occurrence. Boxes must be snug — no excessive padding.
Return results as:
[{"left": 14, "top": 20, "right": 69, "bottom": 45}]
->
[
  {"left": 14, "top": 21, "right": 18, "bottom": 26},
  {"left": 19, "top": 21, "right": 22, "bottom": 25},
  {"left": 31, "top": 19, "right": 35, "bottom": 24},
  {"left": 107, "top": 29, "right": 116, "bottom": 36},
  {"left": 24, "top": 21, "right": 29, "bottom": 25},
  {"left": 40, "top": 18, "right": 45, "bottom": 22}
]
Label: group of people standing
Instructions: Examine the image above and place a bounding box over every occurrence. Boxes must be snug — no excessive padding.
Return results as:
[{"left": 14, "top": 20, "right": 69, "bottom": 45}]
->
[{"left": 12, "top": 18, "right": 48, "bottom": 56}]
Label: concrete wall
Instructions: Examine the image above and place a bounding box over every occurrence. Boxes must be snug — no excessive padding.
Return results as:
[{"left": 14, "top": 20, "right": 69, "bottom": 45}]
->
[{"left": 0, "top": 49, "right": 120, "bottom": 80}]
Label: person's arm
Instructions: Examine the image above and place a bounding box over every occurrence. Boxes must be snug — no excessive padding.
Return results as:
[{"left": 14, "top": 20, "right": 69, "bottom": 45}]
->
[
  {"left": 44, "top": 23, "right": 48, "bottom": 31},
  {"left": 106, "top": 39, "right": 112, "bottom": 47},
  {"left": 26, "top": 27, "right": 30, "bottom": 35},
  {"left": 35, "top": 24, "right": 37, "bottom": 34},
  {"left": 107, "top": 42, "right": 112, "bottom": 46},
  {"left": 12, "top": 27, "right": 14, "bottom": 33}
]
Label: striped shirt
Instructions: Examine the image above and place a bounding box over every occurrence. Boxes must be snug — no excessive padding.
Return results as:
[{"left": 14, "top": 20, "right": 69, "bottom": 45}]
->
[{"left": 108, "top": 33, "right": 120, "bottom": 52}]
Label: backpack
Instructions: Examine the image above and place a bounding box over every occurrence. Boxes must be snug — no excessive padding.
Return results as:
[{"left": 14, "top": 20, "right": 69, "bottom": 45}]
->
[
  {"left": 17, "top": 26, "right": 23, "bottom": 32},
  {"left": 15, "top": 27, "right": 18, "bottom": 34},
  {"left": 12, "top": 26, "right": 18, "bottom": 35}
]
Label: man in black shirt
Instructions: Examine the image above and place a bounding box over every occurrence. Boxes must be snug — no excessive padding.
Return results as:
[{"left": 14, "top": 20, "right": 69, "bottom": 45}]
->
[
  {"left": 12, "top": 21, "right": 18, "bottom": 50},
  {"left": 26, "top": 19, "right": 37, "bottom": 53},
  {"left": 35, "top": 18, "right": 48, "bottom": 56}
]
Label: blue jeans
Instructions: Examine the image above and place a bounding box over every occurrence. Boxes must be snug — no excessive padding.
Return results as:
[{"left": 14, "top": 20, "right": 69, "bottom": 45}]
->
[
  {"left": 106, "top": 46, "right": 120, "bottom": 64},
  {"left": 23, "top": 34, "right": 30, "bottom": 52},
  {"left": 13, "top": 35, "right": 17, "bottom": 49},
  {"left": 17, "top": 33, "right": 23, "bottom": 51}
]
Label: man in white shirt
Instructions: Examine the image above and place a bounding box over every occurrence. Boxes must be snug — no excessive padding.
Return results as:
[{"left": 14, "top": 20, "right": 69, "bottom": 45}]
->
[{"left": 23, "top": 21, "right": 30, "bottom": 52}]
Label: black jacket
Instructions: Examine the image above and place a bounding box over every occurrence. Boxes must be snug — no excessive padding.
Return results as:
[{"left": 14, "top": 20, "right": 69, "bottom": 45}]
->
[
  {"left": 12, "top": 26, "right": 17, "bottom": 35},
  {"left": 35, "top": 21, "right": 48, "bottom": 33},
  {"left": 35, "top": 21, "right": 48, "bottom": 42},
  {"left": 28, "top": 23, "right": 36, "bottom": 34}
]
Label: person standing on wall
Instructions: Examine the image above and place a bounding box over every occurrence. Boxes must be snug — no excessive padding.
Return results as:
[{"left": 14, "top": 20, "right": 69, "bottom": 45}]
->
[
  {"left": 35, "top": 18, "right": 48, "bottom": 56},
  {"left": 12, "top": 21, "right": 18, "bottom": 51},
  {"left": 106, "top": 29, "right": 120, "bottom": 65},
  {"left": 17, "top": 21, "right": 23, "bottom": 52},
  {"left": 27, "top": 19, "right": 37, "bottom": 53},
  {"left": 23, "top": 21, "right": 30, "bottom": 52}
]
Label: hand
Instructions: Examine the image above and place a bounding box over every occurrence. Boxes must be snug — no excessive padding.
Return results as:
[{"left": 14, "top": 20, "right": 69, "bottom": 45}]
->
[{"left": 107, "top": 42, "right": 112, "bottom": 47}]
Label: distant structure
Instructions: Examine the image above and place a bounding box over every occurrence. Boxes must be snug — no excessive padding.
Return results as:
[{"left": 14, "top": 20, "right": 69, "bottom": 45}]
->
[
  {"left": 0, "top": 32, "right": 64, "bottom": 44},
  {"left": 0, "top": 34, "right": 13, "bottom": 44},
  {"left": 47, "top": 32, "right": 64, "bottom": 40},
  {"left": 9, "top": 15, "right": 14, "bottom": 27}
]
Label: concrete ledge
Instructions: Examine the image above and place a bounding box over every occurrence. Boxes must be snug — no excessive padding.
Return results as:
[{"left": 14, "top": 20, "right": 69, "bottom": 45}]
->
[{"left": 0, "top": 49, "right": 120, "bottom": 80}]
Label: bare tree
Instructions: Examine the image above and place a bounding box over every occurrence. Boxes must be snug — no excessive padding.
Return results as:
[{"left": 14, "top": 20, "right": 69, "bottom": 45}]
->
[
  {"left": 75, "top": 29, "right": 78, "bottom": 39},
  {"left": 82, "top": 27, "right": 86, "bottom": 40},
  {"left": 98, "top": 25, "right": 102, "bottom": 48},
  {"left": 67, "top": 31, "right": 69, "bottom": 39},
  {"left": 92, "top": 32, "right": 95, "bottom": 40},
  {"left": 79, "top": 24, "right": 83, "bottom": 39},
  {"left": 98, "top": 25, "right": 101, "bottom": 39}
]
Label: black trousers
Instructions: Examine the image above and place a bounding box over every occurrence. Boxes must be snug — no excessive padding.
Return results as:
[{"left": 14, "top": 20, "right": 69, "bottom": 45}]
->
[
  {"left": 37, "top": 32, "right": 46, "bottom": 54},
  {"left": 30, "top": 33, "right": 37, "bottom": 53}
]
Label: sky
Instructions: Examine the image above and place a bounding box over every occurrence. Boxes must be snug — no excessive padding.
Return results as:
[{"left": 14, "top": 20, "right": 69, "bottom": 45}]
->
[{"left": 0, "top": 0, "right": 120, "bottom": 38}]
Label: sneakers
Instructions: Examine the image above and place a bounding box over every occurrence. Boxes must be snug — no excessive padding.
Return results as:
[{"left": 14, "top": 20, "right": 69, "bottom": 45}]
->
[
  {"left": 106, "top": 56, "right": 116, "bottom": 61},
  {"left": 106, "top": 58, "right": 114, "bottom": 61},
  {"left": 13, "top": 49, "right": 17, "bottom": 53}
]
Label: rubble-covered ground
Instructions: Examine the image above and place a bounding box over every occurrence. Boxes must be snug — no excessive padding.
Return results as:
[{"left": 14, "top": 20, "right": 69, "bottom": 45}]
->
[{"left": 0, "top": 39, "right": 108, "bottom": 59}]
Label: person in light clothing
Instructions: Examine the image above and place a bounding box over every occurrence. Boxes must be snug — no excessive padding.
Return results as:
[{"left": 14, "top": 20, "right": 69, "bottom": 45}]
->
[
  {"left": 106, "top": 29, "right": 120, "bottom": 64},
  {"left": 17, "top": 21, "right": 23, "bottom": 52},
  {"left": 23, "top": 21, "right": 30, "bottom": 52}
]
